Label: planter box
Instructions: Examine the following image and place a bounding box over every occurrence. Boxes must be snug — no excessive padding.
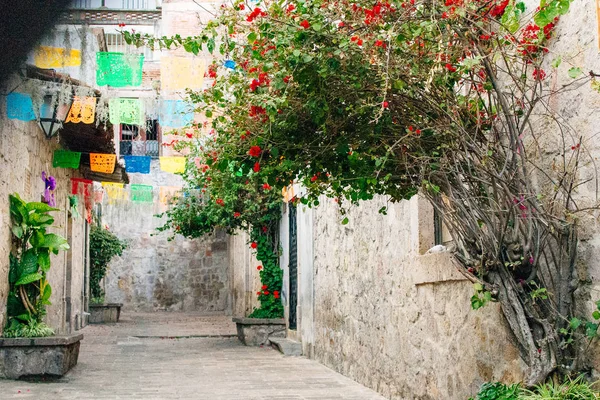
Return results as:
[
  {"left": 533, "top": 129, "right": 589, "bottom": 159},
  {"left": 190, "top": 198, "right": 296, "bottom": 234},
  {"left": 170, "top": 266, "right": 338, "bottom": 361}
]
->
[
  {"left": 89, "top": 303, "right": 122, "bottom": 324},
  {"left": 0, "top": 333, "right": 83, "bottom": 379},
  {"left": 233, "top": 317, "right": 286, "bottom": 346}
]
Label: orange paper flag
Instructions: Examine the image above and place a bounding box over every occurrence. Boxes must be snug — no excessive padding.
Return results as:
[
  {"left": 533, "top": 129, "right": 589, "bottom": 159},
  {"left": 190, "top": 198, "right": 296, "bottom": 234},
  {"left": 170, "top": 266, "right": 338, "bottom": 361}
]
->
[
  {"left": 90, "top": 153, "right": 117, "bottom": 174},
  {"left": 66, "top": 96, "right": 96, "bottom": 124}
]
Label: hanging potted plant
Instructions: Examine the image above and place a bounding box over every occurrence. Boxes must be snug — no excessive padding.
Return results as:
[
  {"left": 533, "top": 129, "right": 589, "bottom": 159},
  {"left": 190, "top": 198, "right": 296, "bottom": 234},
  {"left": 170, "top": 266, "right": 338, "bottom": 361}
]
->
[
  {"left": 88, "top": 224, "right": 127, "bottom": 323},
  {"left": 0, "top": 193, "right": 83, "bottom": 379}
]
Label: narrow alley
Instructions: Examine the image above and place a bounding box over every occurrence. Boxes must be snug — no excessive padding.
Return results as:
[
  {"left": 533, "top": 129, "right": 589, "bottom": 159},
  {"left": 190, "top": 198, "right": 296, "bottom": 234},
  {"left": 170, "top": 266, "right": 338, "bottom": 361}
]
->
[{"left": 0, "top": 313, "right": 385, "bottom": 399}]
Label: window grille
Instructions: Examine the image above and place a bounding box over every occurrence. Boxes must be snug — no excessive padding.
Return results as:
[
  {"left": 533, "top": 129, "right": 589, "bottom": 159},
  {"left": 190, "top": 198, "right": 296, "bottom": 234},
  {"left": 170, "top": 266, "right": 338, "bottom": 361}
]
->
[
  {"left": 105, "top": 33, "right": 153, "bottom": 61},
  {"left": 70, "top": 0, "right": 158, "bottom": 9},
  {"left": 119, "top": 120, "right": 160, "bottom": 158}
]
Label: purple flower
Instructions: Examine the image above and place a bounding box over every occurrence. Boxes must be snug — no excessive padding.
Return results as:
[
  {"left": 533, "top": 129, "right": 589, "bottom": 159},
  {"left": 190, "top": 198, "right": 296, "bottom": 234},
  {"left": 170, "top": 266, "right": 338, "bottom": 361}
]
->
[
  {"left": 47, "top": 176, "right": 56, "bottom": 191},
  {"left": 41, "top": 171, "right": 57, "bottom": 207}
]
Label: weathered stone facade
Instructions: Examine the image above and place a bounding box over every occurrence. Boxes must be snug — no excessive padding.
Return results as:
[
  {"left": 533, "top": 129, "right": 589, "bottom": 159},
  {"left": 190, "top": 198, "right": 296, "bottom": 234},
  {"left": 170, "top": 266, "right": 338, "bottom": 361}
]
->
[
  {"left": 101, "top": 161, "right": 230, "bottom": 312},
  {"left": 0, "top": 92, "right": 89, "bottom": 334},
  {"left": 228, "top": 229, "right": 262, "bottom": 317},
  {"left": 281, "top": 195, "right": 526, "bottom": 399}
]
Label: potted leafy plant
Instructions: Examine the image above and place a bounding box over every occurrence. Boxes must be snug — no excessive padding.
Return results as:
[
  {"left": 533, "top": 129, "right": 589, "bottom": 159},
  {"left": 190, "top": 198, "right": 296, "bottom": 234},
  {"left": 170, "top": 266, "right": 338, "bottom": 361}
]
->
[
  {"left": 88, "top": 224, "right": 127, "bottom": 323},
  {"left": 0, "top": 193, "right": 83, "bottom": 379}
]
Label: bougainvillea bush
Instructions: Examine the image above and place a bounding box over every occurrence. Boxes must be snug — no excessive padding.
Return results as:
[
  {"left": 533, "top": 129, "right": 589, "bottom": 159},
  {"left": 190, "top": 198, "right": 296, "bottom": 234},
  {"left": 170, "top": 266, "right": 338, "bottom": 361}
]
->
[{"left": 126, "top": 0, "right": 600, "bottom": 384}]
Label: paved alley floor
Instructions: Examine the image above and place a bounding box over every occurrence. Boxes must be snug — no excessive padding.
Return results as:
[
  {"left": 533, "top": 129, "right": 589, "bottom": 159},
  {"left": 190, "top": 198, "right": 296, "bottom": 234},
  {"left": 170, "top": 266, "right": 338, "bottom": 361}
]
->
[{"left": 0, "top": 312, "right": 385, "bottom": 399}]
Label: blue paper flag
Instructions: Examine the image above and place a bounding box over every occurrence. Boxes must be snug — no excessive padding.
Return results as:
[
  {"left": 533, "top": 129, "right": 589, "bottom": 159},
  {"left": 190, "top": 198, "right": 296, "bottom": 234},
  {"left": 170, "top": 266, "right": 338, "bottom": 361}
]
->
[
  {"left": 159, "top": 100, "right": 194, "bottom": 128},
  {"left": 223, "top": 60, "right": 236, "bottom": 70},
  {"left": 7, "top": 93, "right": 36, "bottom": 121},
  {"left": 123, "top": 155, "right": 151, "bottom": 174}
]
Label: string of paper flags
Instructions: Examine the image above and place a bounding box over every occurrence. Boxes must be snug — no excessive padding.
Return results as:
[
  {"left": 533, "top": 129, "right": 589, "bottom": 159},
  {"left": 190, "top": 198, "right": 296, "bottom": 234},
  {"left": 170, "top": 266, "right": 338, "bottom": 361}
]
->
[
  {"left": 7, "top": 48, "right": 209, "bottom": 136},
  {"left": 70, "top": 178, "right": 184, "bottom": 206},
  {"left": 53, "top": 149, "right": 187, "bottom": 174},
  {"left": 7, "top": 93, "right": 196, "bottom": 129}
]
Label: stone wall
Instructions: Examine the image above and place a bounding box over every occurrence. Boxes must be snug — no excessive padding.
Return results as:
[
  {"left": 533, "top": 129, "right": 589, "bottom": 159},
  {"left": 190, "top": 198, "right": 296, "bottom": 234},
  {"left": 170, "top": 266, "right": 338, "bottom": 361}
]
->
[
  {"left": 228, "top": 229, "right": 262, "bottom": 317},
  {"left": 276, "top": 195, "right": 525, "bottom": 399},
  {"left": 0, "top": 93, "right": 88, "bottom": 334},
  {"left": 102, "top": 160, "right": 230, "bottom": 313}
]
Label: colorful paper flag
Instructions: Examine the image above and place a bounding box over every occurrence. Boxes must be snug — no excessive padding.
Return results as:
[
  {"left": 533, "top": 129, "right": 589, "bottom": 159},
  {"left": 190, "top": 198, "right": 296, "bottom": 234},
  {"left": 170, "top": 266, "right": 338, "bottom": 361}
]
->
[
  {"left": 102, "top": 182, "right": 127, "bottom": 202},
  {"left": 159, "top": 186, "right": 182, "bottom": 206},
  {"left": 159, "top": 100, "right": 194, "bottom": 128},
  {"left": 130, "top": 184, "right": 154, "bottom": 203},
  {"left": 65, "top": 96, "right": 96, "bottom": 124},
  {"left": 109, "top": 98, "right": 145, "bottom": 126},
  {"left": 53, "top": 150, "right": 81, "bottom": 169},
  {"left": 96, "top": 52, "right": 144, "bottom": 87},
  {"left": 160, "top": 56, "right": 206, "bottom": 92},
  {"left": 90, "top": 153, "right": 117, "bottom": 174},
  {"left": 6, "top": 93, "right": 36, "bottom": 121},
  {"left": 71, "top": 177, "right": 93, "bottom": 196},
  {"left": 123, "top": 155, "right": 151, "bottom": 174},
  {"left": 159, "top": 156, "right": 186, "bottom": 174},
  {"left": 34, "top": 46, "right": 81, "bottom": 69}
]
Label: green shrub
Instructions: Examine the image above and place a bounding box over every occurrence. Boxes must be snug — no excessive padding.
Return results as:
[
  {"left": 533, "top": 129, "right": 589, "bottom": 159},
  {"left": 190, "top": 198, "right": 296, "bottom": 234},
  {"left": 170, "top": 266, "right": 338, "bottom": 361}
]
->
[
  {"left": 4, "top": 193, "right": 70, "bottom": 337},
  {"left": 89, "top": 225, "right": 127, "bottom": 303},
  {"left": 470, "top": 382, "right": 521, "bottom": 400},
  {"left": 520, "top": 375, "right": 599, "bottom": 400}
]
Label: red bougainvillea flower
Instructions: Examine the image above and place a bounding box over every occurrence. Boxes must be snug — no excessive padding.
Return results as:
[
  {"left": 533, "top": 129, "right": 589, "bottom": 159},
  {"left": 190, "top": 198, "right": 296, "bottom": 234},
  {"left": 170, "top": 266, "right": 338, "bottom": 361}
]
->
[
  {"left": 445, "top": 63, "right": 457, "bottom": 72},
  {"left": 532, "top": 68, "right": 546, "bottom": 80},
  {"left": 300, "top": 19, "right": 310, "bottom": 29},
  {"left": 274, "top": 290, "right": 280, "bottom": 299},
  {"left": 262, "top": 284, "right": 268, "bottom": 290},
  {"left": 246, "top": 7, "right": 266, "bottom": 22},
  {"left": 283, "top": 76, "right": 291, "bottom": 83},
  {"left": 216, "top": 199, "right": 225, "bottom": 206},
  {"left": 253, "top": 162, "right": 261, "bottom": 172},
  {"left": 490, "top": 0, "right": 509, "bottom": 17},
  {"left": 338, "top": 21, "right": 345, "bottom": 27},
  {"left": 262, "top": 183, "right": 272, "bottom": 190},
  {"left": 256, "top": 291, "right": 261, "bottom": 295},
  {"left": 234, "top": 212, "right": 241, "bottom": 218},
  {"left": 257, "top": 265, "right": 262, "bottom": 270},
  {"left": 287, "top": 3, "right": 295, "bottom": 12},
  {"left": 251, "top": 242, "right": 258, "bottom": 249},
  {"left": 382, "top": 101, "right": 389, "bottom": 108},
  {"left": 237, "top": 3, "right": 244, "bottom": 10},
  {"left": 263, "top": 290, "right": 270, "bottom": 295},
  {"left": 248, "top": 145, "right": 262, "bottom": 157},
  {"left": 249, "top": 79, "right": 260, "bottom": 91},
  {"left": 311, "top": 175, "right": 318, "bottom": 182}
]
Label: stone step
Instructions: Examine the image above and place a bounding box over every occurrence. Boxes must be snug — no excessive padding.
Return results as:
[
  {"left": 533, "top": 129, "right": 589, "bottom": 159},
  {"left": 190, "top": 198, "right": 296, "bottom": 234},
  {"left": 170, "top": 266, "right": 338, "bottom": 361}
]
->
[{"left": 269, "top": 337, "right": 303, "bottom": 356}]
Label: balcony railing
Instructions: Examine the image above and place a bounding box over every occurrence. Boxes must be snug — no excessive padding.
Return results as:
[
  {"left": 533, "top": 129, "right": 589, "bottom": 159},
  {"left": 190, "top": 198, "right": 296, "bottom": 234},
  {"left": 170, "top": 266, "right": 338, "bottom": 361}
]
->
[
  {"left": 69, "top": 0, "right": 161, "bottom": 10},
  {"left": 61, "top": 1, "right": 161, "bottom": 25}
]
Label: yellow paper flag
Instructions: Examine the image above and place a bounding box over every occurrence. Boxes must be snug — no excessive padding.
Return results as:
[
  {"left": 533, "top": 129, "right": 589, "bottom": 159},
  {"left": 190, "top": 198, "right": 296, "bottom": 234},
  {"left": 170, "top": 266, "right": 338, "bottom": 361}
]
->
[
  {"left": 159, "top": 156, "right": 186, "bottom": 174},
  {"left": 101, "top": 182, "right": 127, "bottom": 202},
  {"left": 34, "top": 46, "right": 81, "bottom": 69},
  {"left": 159, "top": 186, "right": 182, "bottom": 206},
  {"left": 160, "top": 56, "right": 206, "bottom": 92}
]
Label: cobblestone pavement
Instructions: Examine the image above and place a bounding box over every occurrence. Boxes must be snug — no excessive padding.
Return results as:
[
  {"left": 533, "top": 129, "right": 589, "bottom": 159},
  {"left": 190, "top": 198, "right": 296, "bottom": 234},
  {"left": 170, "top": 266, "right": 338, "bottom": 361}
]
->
[{"left": 0, "top": 312, "right": 385, "bottom": 399}]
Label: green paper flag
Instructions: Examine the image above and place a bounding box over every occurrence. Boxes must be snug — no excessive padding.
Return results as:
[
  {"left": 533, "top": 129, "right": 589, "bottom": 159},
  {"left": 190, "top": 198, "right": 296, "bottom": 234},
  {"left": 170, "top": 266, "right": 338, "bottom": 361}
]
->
[
  {"left": 53, "top": 150, "right": 81, "bottom": 169},
  {"left": 130, "top": 184, "right": 153, "bottom": 203},
  {"left": 109, "top": 98, "right": 145, "bottom": 126},
  {"left": 96, "top": 52, "right": 144, "bottom": 87}
]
